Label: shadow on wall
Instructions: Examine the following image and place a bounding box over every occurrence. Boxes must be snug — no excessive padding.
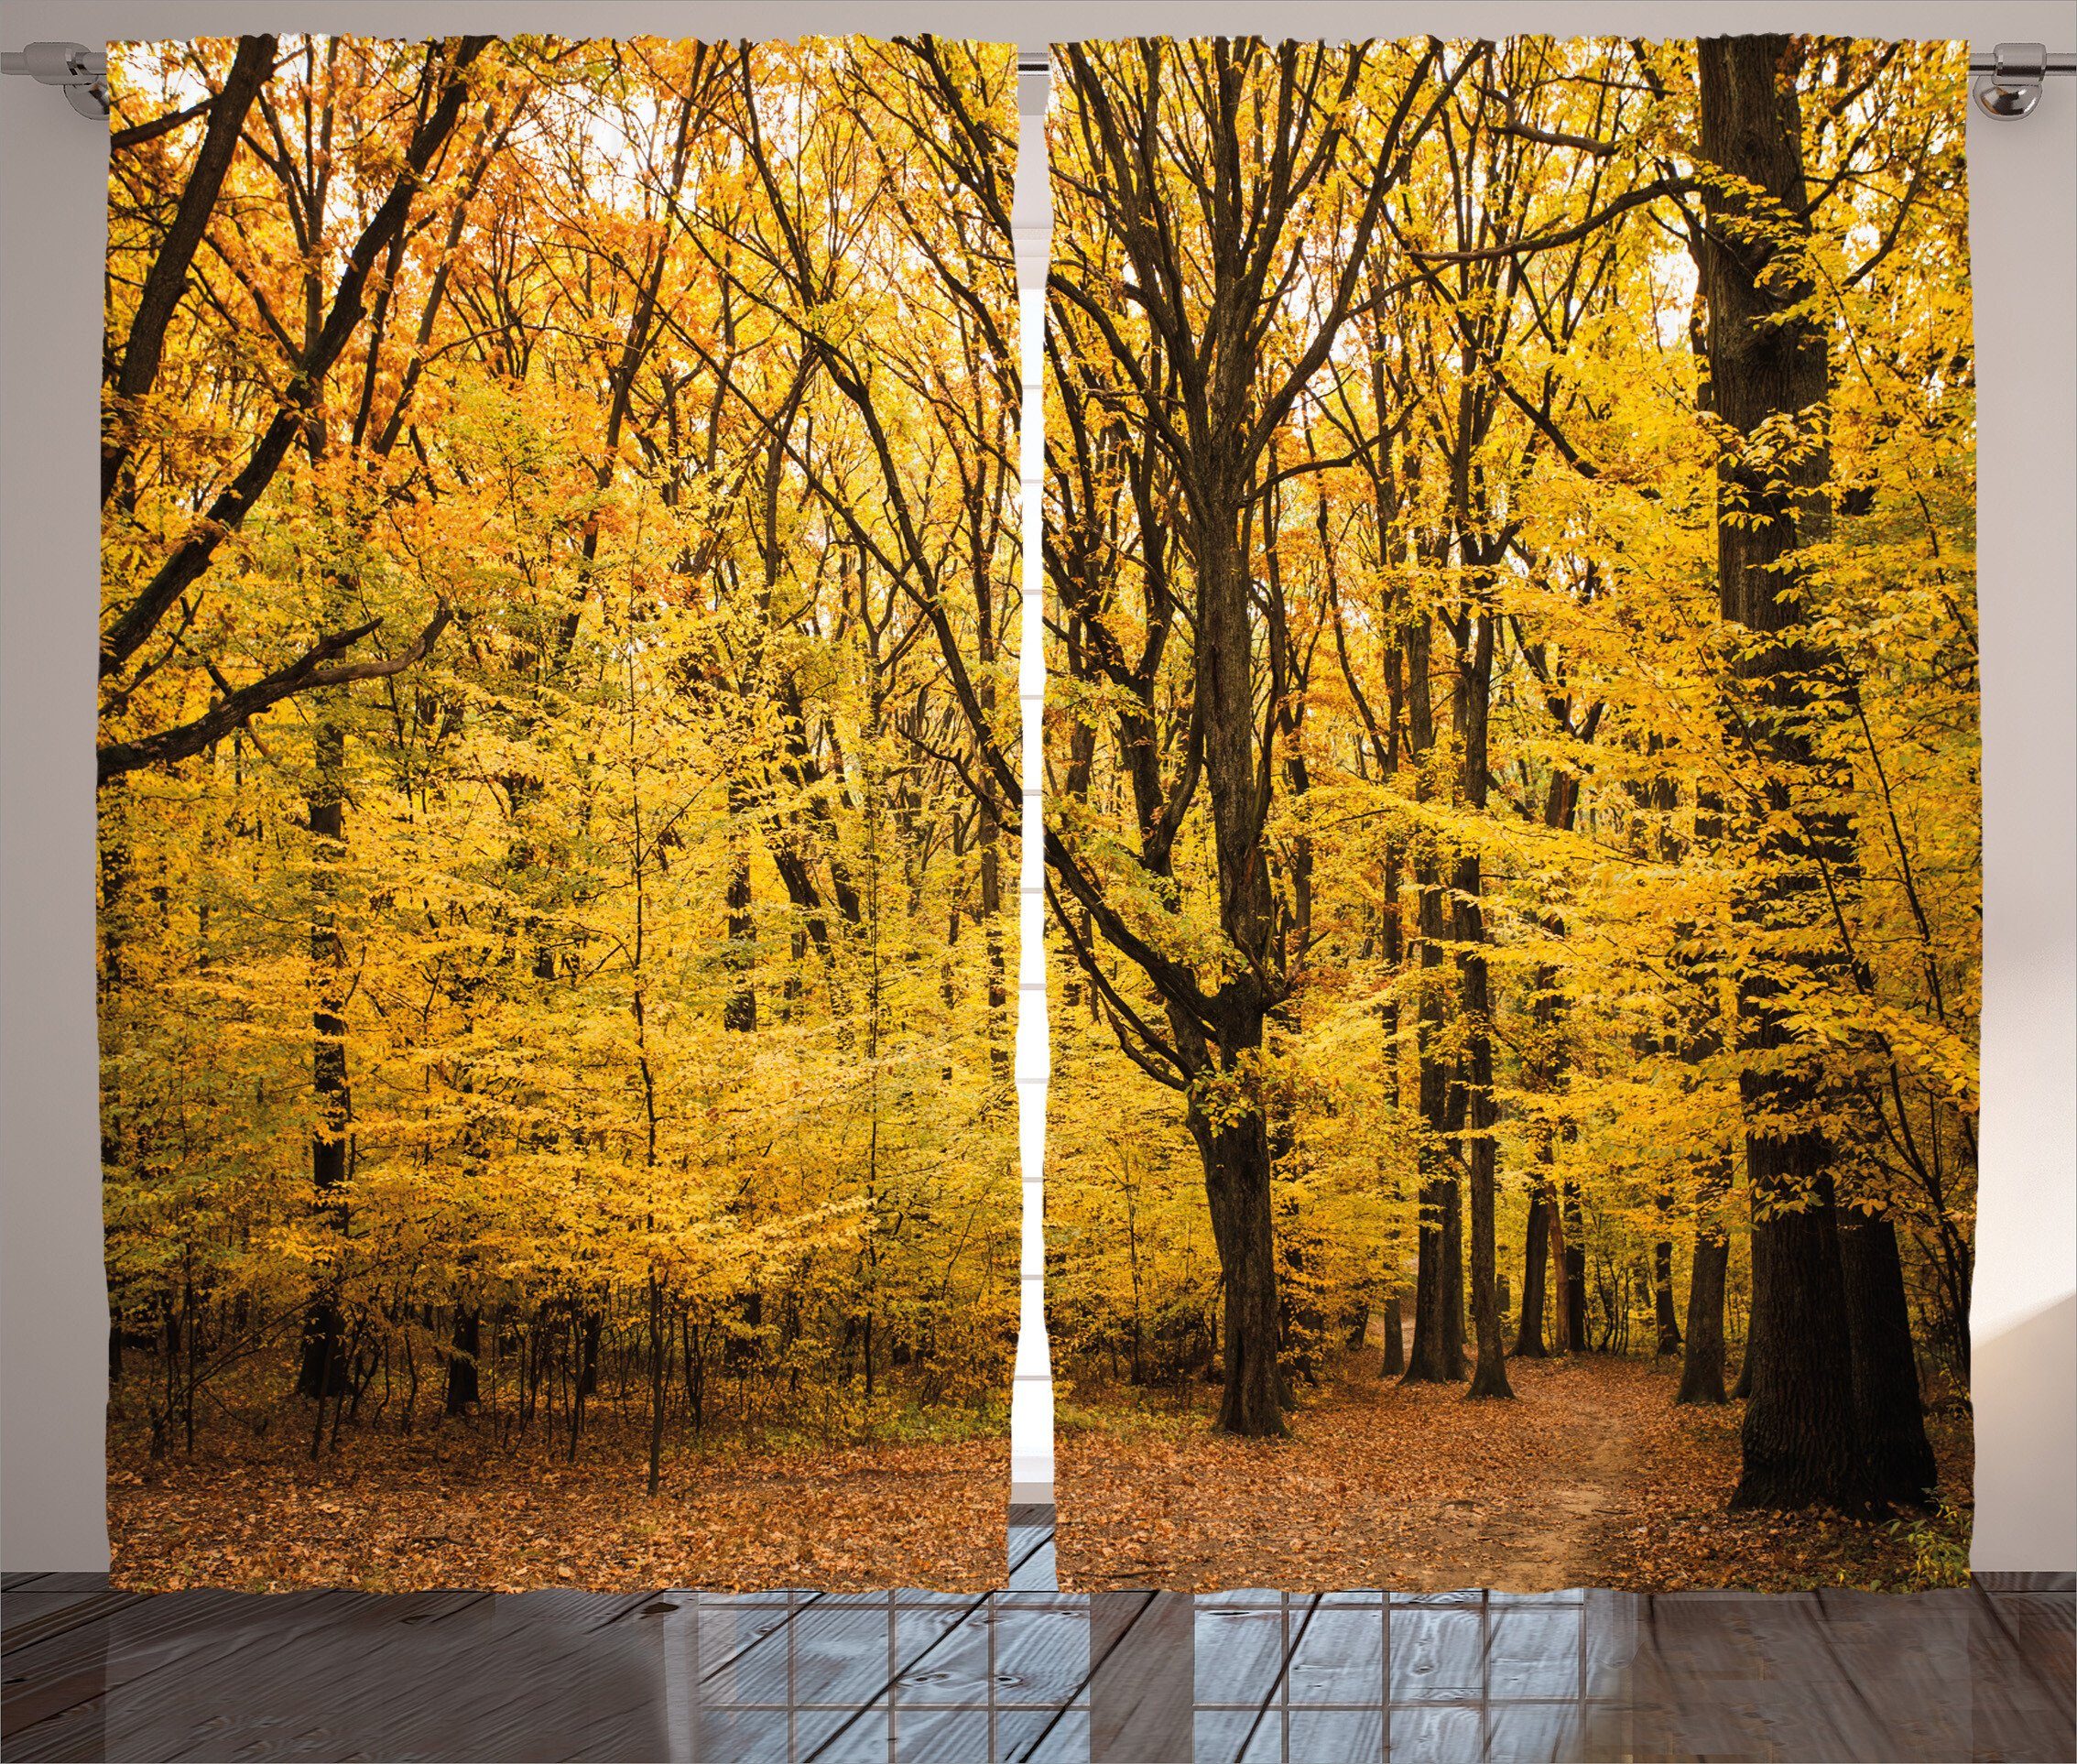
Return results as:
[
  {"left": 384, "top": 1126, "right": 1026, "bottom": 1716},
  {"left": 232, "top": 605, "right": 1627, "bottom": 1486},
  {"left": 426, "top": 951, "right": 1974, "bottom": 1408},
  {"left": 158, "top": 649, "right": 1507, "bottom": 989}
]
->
[{"left": 1974, "top": 1292, "right": 2077, "bottom": 1573}]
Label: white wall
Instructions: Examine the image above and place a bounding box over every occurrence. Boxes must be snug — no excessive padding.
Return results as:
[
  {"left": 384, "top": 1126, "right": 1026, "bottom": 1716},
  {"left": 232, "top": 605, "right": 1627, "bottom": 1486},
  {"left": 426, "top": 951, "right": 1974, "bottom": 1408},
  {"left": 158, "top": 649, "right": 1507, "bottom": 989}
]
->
[{"left": 4, "top": 0, "right": 2070, "bottom": 1574}]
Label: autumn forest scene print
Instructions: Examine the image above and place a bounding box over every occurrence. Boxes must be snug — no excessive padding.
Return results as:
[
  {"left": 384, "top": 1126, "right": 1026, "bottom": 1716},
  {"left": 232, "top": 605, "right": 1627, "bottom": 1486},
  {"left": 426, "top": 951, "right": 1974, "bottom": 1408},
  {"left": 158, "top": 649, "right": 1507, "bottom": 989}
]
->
[
  {"left": 99, "top": 35, "right": 1024, "bottom": 1592},
  {"left": 1040, "top": 35, "right": 1979, "bottom": 1595},
  {"left": 98, "top": 27, "right": 1981, "bottom": 1603}
]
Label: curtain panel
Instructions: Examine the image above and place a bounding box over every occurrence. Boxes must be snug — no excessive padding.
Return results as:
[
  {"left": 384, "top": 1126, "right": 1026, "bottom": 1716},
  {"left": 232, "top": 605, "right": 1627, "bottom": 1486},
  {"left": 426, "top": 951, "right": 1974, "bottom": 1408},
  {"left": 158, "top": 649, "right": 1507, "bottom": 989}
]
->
[
  {"left": 97, "top": 27, "right": 1981, "bottom": 1604},
  {"left": 98, "top": 33, "right": 1023, "bottom": 1593},
  {"left": 1039, "top": 34, "right": 1979, "bottom": 1595}
]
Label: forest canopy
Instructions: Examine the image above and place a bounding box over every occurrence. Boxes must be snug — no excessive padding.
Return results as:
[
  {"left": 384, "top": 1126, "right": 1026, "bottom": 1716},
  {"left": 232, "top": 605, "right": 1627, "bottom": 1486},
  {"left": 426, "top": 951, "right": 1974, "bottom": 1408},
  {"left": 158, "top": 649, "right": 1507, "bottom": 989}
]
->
[
  {"left": 1038, "top": 33, "right": 1975, "bottom": 1517},
  {"left": 98, "top": 34, "right": 1025, "bottom": 1491}
]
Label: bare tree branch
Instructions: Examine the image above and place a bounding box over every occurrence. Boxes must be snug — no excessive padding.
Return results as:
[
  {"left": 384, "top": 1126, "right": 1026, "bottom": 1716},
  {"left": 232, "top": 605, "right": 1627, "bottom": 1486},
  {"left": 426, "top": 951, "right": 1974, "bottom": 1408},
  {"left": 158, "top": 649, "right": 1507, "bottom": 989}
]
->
[{"left": 99, "top": 604, "right": 451, "bottom": 784}]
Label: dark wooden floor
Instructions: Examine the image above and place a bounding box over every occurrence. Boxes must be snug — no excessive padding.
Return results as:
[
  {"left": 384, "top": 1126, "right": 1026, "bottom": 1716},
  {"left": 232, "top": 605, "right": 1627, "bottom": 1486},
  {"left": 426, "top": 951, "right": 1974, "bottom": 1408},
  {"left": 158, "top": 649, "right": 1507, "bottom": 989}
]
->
[{"left": 4, "top": 1512, "right": 2070, "bottom": 1761}]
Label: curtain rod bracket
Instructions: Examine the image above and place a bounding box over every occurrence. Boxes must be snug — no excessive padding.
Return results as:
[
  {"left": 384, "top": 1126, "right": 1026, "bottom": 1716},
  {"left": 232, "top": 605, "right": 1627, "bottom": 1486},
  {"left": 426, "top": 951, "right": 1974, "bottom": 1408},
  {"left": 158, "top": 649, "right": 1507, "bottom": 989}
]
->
[
  {"left": 2, "top": 42, "right": 109, "bottom": 118},
  {"left": 1972, "top": 42, "right": 2075, "bottom": 117}
]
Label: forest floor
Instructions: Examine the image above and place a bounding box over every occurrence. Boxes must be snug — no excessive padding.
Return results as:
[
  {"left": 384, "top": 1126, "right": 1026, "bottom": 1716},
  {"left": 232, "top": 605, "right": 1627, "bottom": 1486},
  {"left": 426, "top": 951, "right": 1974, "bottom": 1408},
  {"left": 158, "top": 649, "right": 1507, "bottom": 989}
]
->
[
  {"left": 107, "top": 1407, "right": 1009, "bottom": 1594},
  {"left": 1054, "top": 1354, "right": 1974, "bottom": 1595}
]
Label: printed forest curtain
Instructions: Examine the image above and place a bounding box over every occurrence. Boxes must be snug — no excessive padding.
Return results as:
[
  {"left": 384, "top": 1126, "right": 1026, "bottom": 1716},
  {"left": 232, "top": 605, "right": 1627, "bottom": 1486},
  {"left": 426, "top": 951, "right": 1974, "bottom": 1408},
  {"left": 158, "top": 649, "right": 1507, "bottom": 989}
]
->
[
  {"left": 102, "top": 30, "right": 1979, "bottom": 1603},
  {"left": 1039, "top": 36, "right": 1978, "bottom": 1595},
  {"left": 98, "top": 35, "right": 1023, "bottom": 1592}
]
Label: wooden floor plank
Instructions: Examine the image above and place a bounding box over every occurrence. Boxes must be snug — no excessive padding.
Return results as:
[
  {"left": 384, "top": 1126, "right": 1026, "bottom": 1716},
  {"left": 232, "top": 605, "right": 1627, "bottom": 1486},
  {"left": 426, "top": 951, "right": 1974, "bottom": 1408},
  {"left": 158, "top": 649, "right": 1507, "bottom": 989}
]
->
[
  {"left": 1006, "top": 1519, "right": 1057, "bottom": 1594},
  {"left": 2, "top": 1577, "right": 2067, "bottom": 1762},
  {"left": 2, "top": 1591, "right": 151, "bottom": 1657},
  {"left": 1974, "top": 1585, "right": 2077, "bottom": 1710},
  {"left": 1624, "top": 1590, "right": 1982, "bottom": 1764},
  {"left": 120, "top": 1590, "right": 668, "bottom": 1763},
  {"left": 1090, "top": 1590, "right": 1191, "bottom": 1764}
]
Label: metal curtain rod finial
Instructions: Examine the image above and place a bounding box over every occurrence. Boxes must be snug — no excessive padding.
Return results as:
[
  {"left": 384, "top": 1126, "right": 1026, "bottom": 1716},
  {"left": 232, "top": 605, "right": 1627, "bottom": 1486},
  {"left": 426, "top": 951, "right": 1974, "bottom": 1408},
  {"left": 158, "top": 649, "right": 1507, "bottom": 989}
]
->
[{"left": 2, "top": 42, "right": 109, "bottom": 118}]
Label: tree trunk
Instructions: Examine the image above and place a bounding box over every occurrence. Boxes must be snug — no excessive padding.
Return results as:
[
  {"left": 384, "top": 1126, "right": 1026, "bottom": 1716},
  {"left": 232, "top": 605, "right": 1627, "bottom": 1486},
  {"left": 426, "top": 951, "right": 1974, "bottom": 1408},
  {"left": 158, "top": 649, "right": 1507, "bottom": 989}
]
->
[
  {"left": 1653, "top": 1236, "right": 1683, "bottom": 1356},
  {"left": 1731, "top": 1160, "right": 1869, "bottom": 1509},
  {"left": 1545, "top": 1189, "right": 1571, "bottom": 1355},
  {"left": 102, "top": 34, "right": 279, "bottom": 508},
  {"left": 1839, "top": 1214, "right": 1938, "bottom": 1505},
  {"left": 1399, "top": 590, "right": 1455, "bottom": 1388},
  {"left": 1404, "top": 1178, "right": 1452, "bottom": 1382},
  {"left": 979, "top": 752, "right": 1008, "bottom": 1089},
  {"left": 1192, "top": 1095, "right": 1285, "bottom": 1437},
  {"left": 1514, "top": 1191, "right": 1550, "bottom": 1357},
  {"left": 1456, "top": 870, "right": 1511, "bottom": 1399},
  {"left": 1733, "top": 1269, "right": 1758, "bottom": 1399},
  {"left": 727, "top": 1288, "right": 764, "bottom": 1373},
  {"left": 1442, "top": 1172, "right": 1467, "bottom": 1372},
  {"left": 1700, "top": 35, "right": 1874, "bottom": 1515},
  {"left": 443, "top": 1305, "right": 481, "bottom": 1413},
  {"left": 646, "top": 1276, "right": 668, "bottom": 1497},
  {"left": 1380, "top": 1290, "right": 1406, "bottom": 1377},
  {"left": 1402, "top": 858, "right": 1459, "bottom": 1387},
  {"left": 297, "top": 706, "right": 350, "bottom": 1401},
  {"left": 723, "top": 787, "right": 757, "bottom": 1034},
  {"left": 1560, "top": 1187, "right": 1589, "bottom": 1352},
  {"left": 576, "top": 1306, "right": 603, "bottom": 1399},
  {"left": 1677, "top": 1226, "right": 1730, "bottom": 1405}
]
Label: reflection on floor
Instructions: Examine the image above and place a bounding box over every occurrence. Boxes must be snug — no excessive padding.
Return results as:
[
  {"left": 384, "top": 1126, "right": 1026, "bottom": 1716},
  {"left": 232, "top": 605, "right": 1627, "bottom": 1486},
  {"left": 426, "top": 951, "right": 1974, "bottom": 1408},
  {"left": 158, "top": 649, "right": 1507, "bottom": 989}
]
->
[{"left": 3, "top": 1508, "right": 2070, "bottom": 1761}]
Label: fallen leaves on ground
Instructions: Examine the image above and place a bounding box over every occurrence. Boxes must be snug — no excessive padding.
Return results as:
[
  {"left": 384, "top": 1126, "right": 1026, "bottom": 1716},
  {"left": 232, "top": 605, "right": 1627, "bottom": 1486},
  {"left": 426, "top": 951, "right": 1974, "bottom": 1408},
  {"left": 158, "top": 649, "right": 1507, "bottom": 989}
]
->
[
  {"left": 108, "top": 1409, "right": 1007, "bottom": 1594},
  {"left": 1593, "top": 1370, "right": 1974, "bottom": 1595},
  {"left": 1055, "top": 1354, "right": 1972, "bottom": 1595}
]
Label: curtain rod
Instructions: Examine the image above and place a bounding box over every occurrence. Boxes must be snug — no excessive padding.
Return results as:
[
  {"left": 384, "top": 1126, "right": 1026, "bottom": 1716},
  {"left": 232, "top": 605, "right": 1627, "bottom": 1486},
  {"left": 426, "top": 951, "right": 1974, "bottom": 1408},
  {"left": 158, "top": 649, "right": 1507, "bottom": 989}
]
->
[
  {"left": 5, "top": 39, "right": 2073, "bottom": 123},
  {"left": 1028, "top": 44, "right": 2076, "bottom": 117}
]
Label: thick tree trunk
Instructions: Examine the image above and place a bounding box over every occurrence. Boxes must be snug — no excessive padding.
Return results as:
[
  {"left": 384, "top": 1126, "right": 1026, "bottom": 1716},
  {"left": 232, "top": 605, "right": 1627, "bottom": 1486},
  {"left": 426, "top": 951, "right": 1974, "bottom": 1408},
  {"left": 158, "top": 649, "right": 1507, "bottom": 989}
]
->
[
  {"left": 1445, "top": 583, "right": 1507, "bottom": 1399},
  {"left": 1515, "top": 1192, "right": 1551, "bottom": 1357},
  {"left": 1731, "top": 1157, "right": 1869, "bottom": 1509},
  {"left": 1464, "top": 1161, "right": 1509, "bottom": 1396},
  {"left": 443, "top": 1305, "right": 481, "bottom": 1413},
  {"left": 1653, "top": 1236, "right": 1683, "bottom": 1356},
  {"left": 1701, "top": 36, "right": 1874, "bottom": 1515},
  {"left": 1839, "top": 1214, "right": 1938, "bottom": 1505},
  {"left": 1192, "top": 1095, "right": 1285, "bottom": 1436},
  {"left": 1677, "top": 1225, "right": 1730, "bottom": 1404},
  {"left": 1404, "top": 1179, "right": 1452, "bottom": 1382},
  {"left": 1180, "top": 471, "right": 1286, "bottom": 1432}
]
